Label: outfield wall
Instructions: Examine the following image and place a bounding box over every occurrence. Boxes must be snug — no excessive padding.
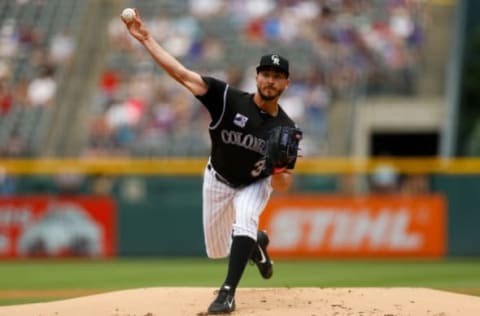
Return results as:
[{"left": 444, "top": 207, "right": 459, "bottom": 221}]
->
[{"left": 0, "top": 159, "right": 479, "bottom": 257}]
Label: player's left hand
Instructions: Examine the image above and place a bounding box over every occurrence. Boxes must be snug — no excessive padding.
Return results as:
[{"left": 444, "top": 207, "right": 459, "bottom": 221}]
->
[
  {"left": 272, "top": 166, "right": 288, "bottom": 174},
  {"left": 264, "top": 126, "right": 303, "bottom": 176},
  {"left": 271, "top": 168, "right": 293, "bottom": 192}
]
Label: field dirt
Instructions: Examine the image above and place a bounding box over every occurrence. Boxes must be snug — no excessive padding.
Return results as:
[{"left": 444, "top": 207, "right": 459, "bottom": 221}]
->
[{"left": 0, "top": 287, "right": 479, "bottom": 316}]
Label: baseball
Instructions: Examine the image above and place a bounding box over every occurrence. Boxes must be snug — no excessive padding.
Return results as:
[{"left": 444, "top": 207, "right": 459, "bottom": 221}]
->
[{"left": 121, "top": 8, "right": 136, "bottom": 22}]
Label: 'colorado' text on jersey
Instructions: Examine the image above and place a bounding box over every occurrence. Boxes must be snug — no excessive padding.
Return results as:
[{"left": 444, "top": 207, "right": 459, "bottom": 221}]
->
[{"left": 196, "top": 76, "right": 297, "bottom": 187}]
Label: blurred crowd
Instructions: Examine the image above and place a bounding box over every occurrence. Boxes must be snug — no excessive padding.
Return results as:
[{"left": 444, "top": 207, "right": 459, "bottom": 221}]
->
[
  {"left": 0, "top": 0, "right": 77, "bottom": 157},
  {"left": 0, "top": 1, "right": 440, "bottom": 220},
  {"left": 0, "top": 0, "right": 429, "bottom": 159},
  {"left": 85, "top": 0, "right": 429, "bottom": 158}
]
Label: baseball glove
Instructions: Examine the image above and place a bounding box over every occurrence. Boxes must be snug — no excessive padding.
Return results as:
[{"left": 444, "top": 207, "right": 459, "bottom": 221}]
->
[{"left": 264, "top": 126, "right": 303, "bottom": 175}]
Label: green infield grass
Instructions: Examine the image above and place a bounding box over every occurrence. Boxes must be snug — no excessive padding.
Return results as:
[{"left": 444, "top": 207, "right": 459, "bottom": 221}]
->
[{"left": 0, "top": 258, "right": 479, "bottom": 306}]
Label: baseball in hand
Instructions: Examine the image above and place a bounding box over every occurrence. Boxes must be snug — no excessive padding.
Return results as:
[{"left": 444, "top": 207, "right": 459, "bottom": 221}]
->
[{"left": 121, "top": 8, "right": 136, "bottom": 22}]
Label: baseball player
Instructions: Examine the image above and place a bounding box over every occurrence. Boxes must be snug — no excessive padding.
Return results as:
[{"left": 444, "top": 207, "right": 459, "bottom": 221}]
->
[{"left": 122, "top": 9, "right": 300, "bottom": 314}]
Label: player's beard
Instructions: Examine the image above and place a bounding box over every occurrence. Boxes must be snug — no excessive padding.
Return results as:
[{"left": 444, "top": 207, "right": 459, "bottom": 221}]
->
[{"left": 257, "top": 86, "right": 282, "bottom": 101}]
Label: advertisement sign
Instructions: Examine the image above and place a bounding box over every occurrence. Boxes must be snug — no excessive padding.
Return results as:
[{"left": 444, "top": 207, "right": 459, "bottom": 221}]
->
[
  {"left": 260, "top": 195, "right": 446, "bottom": 258},
  {"left": 0, "top": 196, "right": 116, "bottom": 258}
]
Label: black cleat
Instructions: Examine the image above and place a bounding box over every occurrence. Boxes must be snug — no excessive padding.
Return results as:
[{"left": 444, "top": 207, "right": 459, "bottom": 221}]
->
[
  {"left": 207, "top": 285, "right": 235, "bottom": 314},
  {"left": 250, "top": 230, "right": 273, "bottom": 279}
]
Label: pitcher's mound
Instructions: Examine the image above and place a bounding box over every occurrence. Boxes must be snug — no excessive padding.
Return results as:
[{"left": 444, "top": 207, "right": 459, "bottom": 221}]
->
[{"left": 1, "top": 287, "right": 479, "bottom": 316}]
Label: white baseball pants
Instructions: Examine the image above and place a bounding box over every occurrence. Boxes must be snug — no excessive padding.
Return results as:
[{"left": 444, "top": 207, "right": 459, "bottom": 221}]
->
[{"left": 202, "top": 162, "right": 273, "bottom": 258}]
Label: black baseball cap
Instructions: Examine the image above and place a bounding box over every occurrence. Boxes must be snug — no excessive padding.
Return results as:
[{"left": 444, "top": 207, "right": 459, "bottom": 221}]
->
[{"left": 256, "top": 54, "right": 289, "bottom": 77}]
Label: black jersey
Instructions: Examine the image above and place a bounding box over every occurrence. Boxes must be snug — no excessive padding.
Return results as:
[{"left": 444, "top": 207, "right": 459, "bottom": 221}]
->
[{"left": 196, "top": 76, "right": 298, "bottom": 187}]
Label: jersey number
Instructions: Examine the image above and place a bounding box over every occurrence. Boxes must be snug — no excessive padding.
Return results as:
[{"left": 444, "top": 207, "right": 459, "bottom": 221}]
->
[{"left": 251, "top": 159, "right": 266, "bottom": 177}]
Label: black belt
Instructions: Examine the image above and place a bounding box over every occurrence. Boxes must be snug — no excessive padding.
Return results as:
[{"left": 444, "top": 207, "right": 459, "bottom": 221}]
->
[{"left": 207, "top": 164, "right": 244, "bottom": 189}]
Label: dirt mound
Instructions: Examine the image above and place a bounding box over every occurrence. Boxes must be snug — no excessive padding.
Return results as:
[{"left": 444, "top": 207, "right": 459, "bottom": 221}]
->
[{"left": 0, "top": 287, "right": 479, "bottom": 316}]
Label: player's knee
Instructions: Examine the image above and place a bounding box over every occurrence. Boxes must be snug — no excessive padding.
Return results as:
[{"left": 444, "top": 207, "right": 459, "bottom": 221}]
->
[
  {"left": 232, "top": 225, "right": 257, "bottom": 240},
  {"left": 206, "top": 248, "right": 228, "bottom": 259}
]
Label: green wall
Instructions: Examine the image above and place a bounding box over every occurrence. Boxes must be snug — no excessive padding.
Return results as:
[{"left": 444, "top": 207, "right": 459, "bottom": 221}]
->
[
  {"left": 115, "top": 176, "right": 204, "bottom": 256},
  {"left": 8, "top": 174, "right": 480, "bottom": 257},
  {"left": 432, "top": 175, "right": 480, "bottom": 256}
]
